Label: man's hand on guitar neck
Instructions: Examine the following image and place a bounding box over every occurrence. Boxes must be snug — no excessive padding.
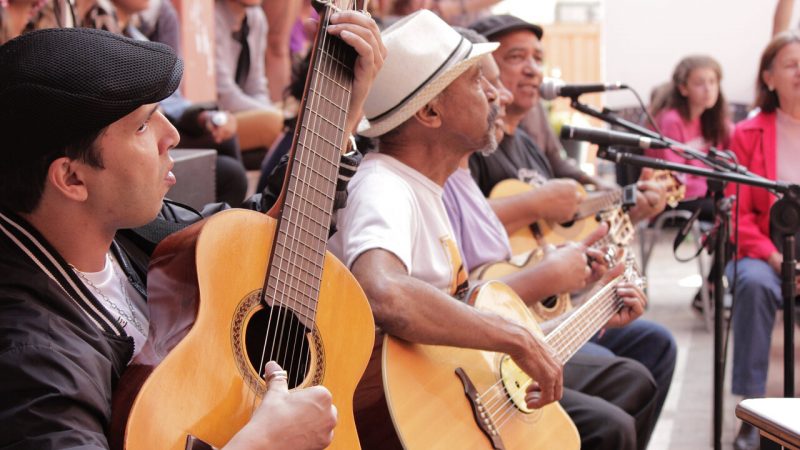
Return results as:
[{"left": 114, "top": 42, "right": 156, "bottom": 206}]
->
[
  {"left": 628, "top": 168, "right": 668, "bottom": 224},
  {"left": 325, "top": 10, "right": 387, "bottom": 136},
  {"left": 224, "top": 362, "right": 337, "bottom": 450},
  {"left": 598, "top": 264, "right": 647, "bottom": 329},
  {"left": 535, "top": 178, "right": 585, "bottom": 224},
  {"left": 539, "top": 223, "right": 610, "bottom": 296}
]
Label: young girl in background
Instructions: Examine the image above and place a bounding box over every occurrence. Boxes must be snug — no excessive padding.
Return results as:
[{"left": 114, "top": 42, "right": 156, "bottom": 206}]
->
[{"left": 649, "top": 55, "right": 733, "bottom": 220}]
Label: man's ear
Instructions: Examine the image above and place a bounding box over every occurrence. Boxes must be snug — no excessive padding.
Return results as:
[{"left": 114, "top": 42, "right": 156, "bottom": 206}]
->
[
  {"left": 47, "top": 157, "right": 89, "bottom": 202},
  {"left": 412, "top": 97, "right": 444, "bottom": 130}
]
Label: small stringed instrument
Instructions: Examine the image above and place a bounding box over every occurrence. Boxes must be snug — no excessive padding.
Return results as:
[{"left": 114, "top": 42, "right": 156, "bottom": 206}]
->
[
  {"left": 489, "top": 170, "right": 685, "bottom": 254},
  {"left": 109, "top": 2, "right": 374, "bottom": 449},
  {"left": 373, "top": 265, "right": 645, "bottom": 449},
  {"left": 472, "top": 202, "right": 636, "bottom": 322}
]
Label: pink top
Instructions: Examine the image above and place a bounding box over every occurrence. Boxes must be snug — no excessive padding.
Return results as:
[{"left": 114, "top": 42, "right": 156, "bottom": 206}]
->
[{"left": 646, "top": 108, "right": 732, "bottom": 200}]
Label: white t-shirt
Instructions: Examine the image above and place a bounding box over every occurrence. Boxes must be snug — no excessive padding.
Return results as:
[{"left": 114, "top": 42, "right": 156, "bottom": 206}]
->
[
  {"left": 328, "top": 152, "right": 469, "bottom": 297},
  {"left": 76, "top": 253, "right": 149, "bottom": 358}
]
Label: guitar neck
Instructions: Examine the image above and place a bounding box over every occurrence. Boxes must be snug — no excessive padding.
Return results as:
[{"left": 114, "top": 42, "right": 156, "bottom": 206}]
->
[
  {"left": 544, "top": 277, "right": 624, "bottom": 364},
  {"left": 575, "top": 189, "right": 623, "bottom": 220},
  {"left": 263, "top": 8, "right": 356, "bottom": 321}
]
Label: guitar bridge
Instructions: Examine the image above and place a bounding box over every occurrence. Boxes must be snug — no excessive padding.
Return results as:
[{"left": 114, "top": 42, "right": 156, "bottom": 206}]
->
[
  {"left": 185, "top": 435, "right": 218, "bottom": 450},
  {"left": 455, "top": 367, "right": 506, "bottom": 450}
]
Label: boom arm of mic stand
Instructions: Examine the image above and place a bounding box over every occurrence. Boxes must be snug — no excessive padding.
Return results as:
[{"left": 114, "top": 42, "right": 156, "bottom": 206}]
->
[
  {"left": 570, "top": 99, "right": 762, "bottom": 177},
  {"left": 596, "top": 146, "right": 786, "bottom": 193}
]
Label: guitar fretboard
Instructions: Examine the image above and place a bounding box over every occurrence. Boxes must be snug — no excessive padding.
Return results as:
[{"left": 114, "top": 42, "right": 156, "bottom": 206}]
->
[
  {"left": 544, "top": 276, "right": 624, "bottom": 364},
  {"left": 263, "top": 19, "right": 356, "bottom": 324}
]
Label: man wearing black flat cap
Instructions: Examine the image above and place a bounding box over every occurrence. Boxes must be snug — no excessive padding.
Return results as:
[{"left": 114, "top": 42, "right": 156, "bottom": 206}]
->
[{"left": 0, "top": 18, "right": 384, "bottom": 450}]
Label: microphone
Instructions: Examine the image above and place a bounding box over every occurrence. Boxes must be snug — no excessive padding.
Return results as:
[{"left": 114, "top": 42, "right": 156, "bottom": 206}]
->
[
  {"left": 540, "top": 78, "right": 627, "bottom": 100},
  {"left": 560, "top": 125, "right": 671, "bottom": 150}
]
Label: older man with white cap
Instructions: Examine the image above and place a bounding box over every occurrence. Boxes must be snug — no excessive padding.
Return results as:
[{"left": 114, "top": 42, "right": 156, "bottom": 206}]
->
[{"left": 327, "top": 9, "right": 564, "bottom": 447}]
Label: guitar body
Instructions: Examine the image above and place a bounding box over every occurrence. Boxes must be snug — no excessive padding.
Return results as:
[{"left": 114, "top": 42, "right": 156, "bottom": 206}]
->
[
  {"left": 489, "top": 178, "right": 598, "bottom": 252},
  {"left": 381, "top": 282, "right": 579, "bottom": 450},
  {"left": 470, "top": 250, "right": 572, "bottom": 323},
  {"left": 111, "top": 209, "right": 374, "bottom": 449},
  {"left": 488, "top": 179, "right": 541, "bottom": 254}
]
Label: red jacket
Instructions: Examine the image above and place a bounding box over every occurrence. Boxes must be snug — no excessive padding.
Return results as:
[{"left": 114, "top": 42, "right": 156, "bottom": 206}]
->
[{"left": 727, "top": 111, "right": 779, "bottom": 261}]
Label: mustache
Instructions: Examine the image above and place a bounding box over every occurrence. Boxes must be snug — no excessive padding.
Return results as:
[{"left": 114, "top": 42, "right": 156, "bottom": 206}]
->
[{"left": 487, "top": 103, "right": 500, "bottom": 126}]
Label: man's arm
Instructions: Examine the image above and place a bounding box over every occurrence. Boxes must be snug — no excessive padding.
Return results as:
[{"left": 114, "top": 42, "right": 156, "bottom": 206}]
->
[
  {"left": 350, "top": 248, "right": 563, "bottom": 409},
  {"left": 774, "top": 0, "right": 796, "bottom": 36},
  {"left": 488, "top": 178, "right": 584, "bottom": 234}
]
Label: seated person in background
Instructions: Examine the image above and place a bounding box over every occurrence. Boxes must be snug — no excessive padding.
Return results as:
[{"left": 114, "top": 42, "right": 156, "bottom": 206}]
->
[
  {"left": 514, "top": 27, "right": 616, "bottom": 190},
  {"left": 443, "top": 28, "right": 665, "bottom": 450},
  {"left": 0, "top": 9, "right": 384, "bottom": 447},
  {"left": 98, "top": 0, "right": 248, "bottom": 205},
  {"left": 468, "top": 15, "right": 667, "bottom": 229},
  {"left": 466, "top": 15, "right": 676, "bottom": 448},
  {"left": 725, "top": 30, "right": 800, "bottom": 450},
  {"left": 215, "top": 0, "right": 284, "bottom": 160},
  {"left": 329, "top": 10, "right": 566, "bottom": 446},
  {"left": 648, "top": 54, "right": 733, "bottom": 221}
]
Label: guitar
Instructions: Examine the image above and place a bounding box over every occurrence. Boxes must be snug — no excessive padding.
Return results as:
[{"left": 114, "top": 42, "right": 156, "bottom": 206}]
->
[
  {"left": 489, "top": 170, "right": 685, "bottom": 254},
  {"left": 471, "top": 205, "right": 634, "bottom": 322},
  {"left": 372, "top": 265, "right": 644, "bottom": 449},
  {"left": 109, "top": 2, "right": 375, "bottom": 449}
]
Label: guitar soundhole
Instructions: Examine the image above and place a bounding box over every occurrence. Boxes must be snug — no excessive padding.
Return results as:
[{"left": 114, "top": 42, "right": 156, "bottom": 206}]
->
[
  {"left": 244, "top": 305, "right": 312, "bottom": 390},
  {"left": 541, "top": 295, "right": 558, "bottom": 308}
]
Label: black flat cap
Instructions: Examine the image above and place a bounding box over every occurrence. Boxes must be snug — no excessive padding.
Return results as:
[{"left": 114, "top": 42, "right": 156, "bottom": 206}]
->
[
  {"left": 468, "top": 14, "right": 543, "bottom": 41},
  {"left": 0, "top": 27, "right": 183, "bottom": 160}
]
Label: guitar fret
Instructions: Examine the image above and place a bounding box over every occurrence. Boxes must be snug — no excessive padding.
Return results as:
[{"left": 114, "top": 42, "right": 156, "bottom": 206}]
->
[
  {"left": 312, "top": 66, "right": 353, "bottom": 92},
  {"left": 318, "top": 48, "right": 353, "bottom": 71},
  {"left": 298, "top": 127, "right": 344, "bottom": 151}
]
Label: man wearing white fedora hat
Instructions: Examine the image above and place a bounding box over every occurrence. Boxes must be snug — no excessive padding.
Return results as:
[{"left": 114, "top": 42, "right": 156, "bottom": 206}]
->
[{"left": 329, "top": 8, "right": 578, "bottom": 445}]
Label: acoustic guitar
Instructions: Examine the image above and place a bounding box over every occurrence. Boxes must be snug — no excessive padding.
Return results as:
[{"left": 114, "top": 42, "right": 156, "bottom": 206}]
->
[
  {"left": 373, "top": 265, "right": 644, "bottom": 449},
  {"left": 471, "top": 203, "right": 635, "bottom": 322},
  {"left": 109, "top": 2, "right": 374, "bottom": 449},
  {"left": 489, "top": 170, "right": 685, "bottom": 254}
]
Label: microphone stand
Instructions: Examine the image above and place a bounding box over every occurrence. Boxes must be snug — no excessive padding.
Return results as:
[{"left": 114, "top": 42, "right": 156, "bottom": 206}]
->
[
  {"left": 568, "top": 98, "right": 761, "bottom": 177},
  {"left": 594, "top": 147, "right": 797, "bottom": 450}
]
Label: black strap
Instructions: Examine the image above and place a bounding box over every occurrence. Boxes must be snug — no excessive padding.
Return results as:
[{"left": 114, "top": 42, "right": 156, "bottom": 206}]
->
[
  {"left": 234, "top": 16, "right": 250, "bottom": 88},
  {"left": 672, "top": 206, "right": 706, "bottom": 262}
]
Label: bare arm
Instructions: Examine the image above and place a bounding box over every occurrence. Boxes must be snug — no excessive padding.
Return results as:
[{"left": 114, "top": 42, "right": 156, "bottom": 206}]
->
[
  {"left": 774, "top": 0, "right": 796, "bottom": 37},
  {"left": 351, "top": 248, "right": 563, "bottom": 408},
  {"left": 262, "top": 0, "right": 300, "bottom": 103},
  {"left": 489, "top": 178, "right": 584, "bottom": 234}
]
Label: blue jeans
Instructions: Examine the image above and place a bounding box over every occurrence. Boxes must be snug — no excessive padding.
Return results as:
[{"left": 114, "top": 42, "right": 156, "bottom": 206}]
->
[
  {"left": 587, "top": 319, "right": 677, "bottom": 444},
  {"left": 725, "top": 258, "right": 782, "bottom": 396}
]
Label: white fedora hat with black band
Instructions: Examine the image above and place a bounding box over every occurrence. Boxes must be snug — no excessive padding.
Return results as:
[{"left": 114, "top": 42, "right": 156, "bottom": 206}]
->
[{"left": 358, "top": 9, "right": 499, "bottom": 138}]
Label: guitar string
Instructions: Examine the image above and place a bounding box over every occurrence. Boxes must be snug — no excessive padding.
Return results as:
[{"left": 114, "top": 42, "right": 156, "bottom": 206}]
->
[
  {"left": 480, "top": 292, "right": 621, "bottom": 422},
  {"left": 486, "top": 290, "right": 624, "bottom": 429},
  {"left": 478, "top": 290, "right": 620, "bottom": 422},
  {"left": 475, "top": 274, "right": 622, "bottom": 410},
  {"left": 252, "top": 1, "right": 335, "bottom": 414},
  {"left": 281, "top": 0, "right": 338, "bottom": 389},
  {"left": 492, "top": 295, "right": 625, "bottom": 431},
  {"left": 269, "top": 0, "right": 353, "bottom": 391},
  {"left": 476, "top": 234, "right": 635, "bottom": 417},
  {"left": 479, "top": 282, "right": 626, "bottom": 421},
  {"left": 485, "top": 295, "right": 623, "bottom": 431},
  {"left": 287, "top": 0, "right": 351, "bottom": 388}
]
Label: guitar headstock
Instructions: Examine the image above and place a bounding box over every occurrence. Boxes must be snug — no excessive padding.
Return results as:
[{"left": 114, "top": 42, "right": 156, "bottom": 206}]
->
[{"left": 653, "top": 170, "right": 686, "bottom": 208}]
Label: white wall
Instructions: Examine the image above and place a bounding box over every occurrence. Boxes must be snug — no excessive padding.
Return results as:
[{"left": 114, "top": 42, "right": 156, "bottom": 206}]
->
[{"left": 604, "top": 0, "right": 796, "bottom": 109}]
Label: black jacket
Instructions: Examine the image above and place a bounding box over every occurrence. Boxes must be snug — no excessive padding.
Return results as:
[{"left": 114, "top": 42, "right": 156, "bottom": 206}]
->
[{"left": 0, "top": 211, "right": 143, "bottom": 449}]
